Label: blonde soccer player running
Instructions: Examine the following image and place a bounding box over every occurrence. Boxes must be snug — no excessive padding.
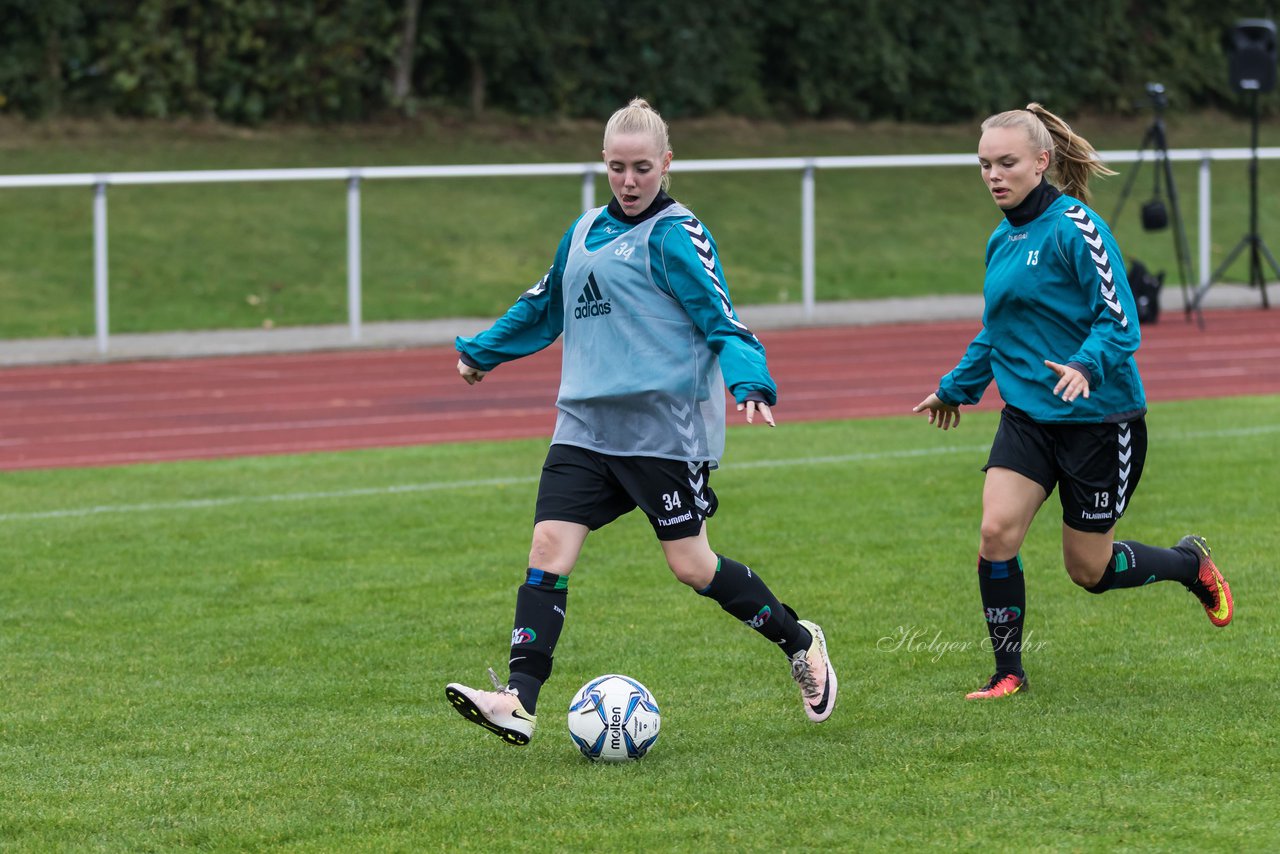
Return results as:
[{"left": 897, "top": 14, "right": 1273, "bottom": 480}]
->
[
  {"left": 914, "top": 104, "right": 1232, "bottom": 700},
  {"left": 444, "top": 99, "right": 835, "bottom": 744}
]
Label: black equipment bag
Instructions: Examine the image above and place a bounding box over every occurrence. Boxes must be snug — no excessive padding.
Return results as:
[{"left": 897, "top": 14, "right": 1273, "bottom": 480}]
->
[{"left": 1127, "top": 259, "right": 1164, "bottom": 324}]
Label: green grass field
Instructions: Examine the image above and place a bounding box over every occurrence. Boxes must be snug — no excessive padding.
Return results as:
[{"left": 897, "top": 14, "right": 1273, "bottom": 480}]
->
[
  {"left": 1, "top": 111, "right": 1277, "bottom": 338},
  {"left": 2, "top": 396, "right": 1277, "bottom": 850}
]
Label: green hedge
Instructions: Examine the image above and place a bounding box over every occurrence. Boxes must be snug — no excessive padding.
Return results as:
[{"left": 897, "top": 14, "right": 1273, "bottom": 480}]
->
[{"left": 1, "top": 0, "right": 1275, "bottom": 123}]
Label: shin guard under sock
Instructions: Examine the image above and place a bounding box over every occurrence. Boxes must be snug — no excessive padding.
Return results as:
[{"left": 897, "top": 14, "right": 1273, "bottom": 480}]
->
[
  {"left": 507, "top": 568, "right": 567, "bottom": 712},
  {"left": 977, "top": 555, "right": 1026, "bottom": 676},
  {"left": 697, "top": 554, "right": 811, "bottom": 657},
  {"left": 1087, "top": 540, "right": 1199, "bottom": 593}
]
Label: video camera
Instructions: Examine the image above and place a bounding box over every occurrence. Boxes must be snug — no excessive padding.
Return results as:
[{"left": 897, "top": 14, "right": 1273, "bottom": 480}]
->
[{"left": 1145, "top": 82, "right": 1167, "bottom": 112}]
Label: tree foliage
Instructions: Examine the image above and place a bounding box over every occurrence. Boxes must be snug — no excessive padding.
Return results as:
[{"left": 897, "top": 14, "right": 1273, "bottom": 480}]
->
[{"left": 0, "top": 0, "right": 1275, "bottom": 123}]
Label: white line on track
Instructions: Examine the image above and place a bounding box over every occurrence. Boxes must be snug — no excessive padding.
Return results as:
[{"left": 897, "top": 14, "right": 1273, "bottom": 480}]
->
[{"left": 2, "top": 423, "right": 1276, "bottom": 524}]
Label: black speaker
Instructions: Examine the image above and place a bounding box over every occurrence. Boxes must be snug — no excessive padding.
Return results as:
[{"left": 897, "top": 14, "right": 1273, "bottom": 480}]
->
[{"left": 1226, "top": 18, "right": 1277, "bottom": 93}]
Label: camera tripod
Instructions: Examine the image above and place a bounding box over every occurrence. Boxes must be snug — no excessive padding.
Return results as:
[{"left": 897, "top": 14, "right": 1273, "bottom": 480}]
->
[
  {"left": 1191, "top": 90, "right": 1277, "bottom": 312},
  {"left": 1111, "top": 89, "right": 1198, "bottom": 323}
]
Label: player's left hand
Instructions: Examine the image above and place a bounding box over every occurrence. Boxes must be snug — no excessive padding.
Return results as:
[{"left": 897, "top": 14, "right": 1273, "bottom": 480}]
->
[
  {"left": 457, "top": 358, "right": 488, "bottom": 385},
  {"left": 913, "top": 393, "right": 961, "bottom": 430},
  {"left": 1045, "top": 359, "right": 1090, "bottom": 403},
  {"left": 738, "top": 400, "right": 775, "bottom": 427}
]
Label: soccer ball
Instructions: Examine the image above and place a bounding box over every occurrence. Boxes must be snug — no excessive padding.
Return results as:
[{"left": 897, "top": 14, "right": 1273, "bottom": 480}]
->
[{"left": 566, "top": 674, "right": 661, "bottom": 762}]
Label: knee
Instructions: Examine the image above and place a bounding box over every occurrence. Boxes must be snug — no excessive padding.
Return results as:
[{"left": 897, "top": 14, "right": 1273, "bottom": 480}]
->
[
  {"left": 1063, "top": 552, "right": 1106, "bottom": 588},
  {"left": 979, "top": 519, "right": 1021, "bottom": 561},
  {"left": 1061, "top": 531, "right": 1116, "bottom": 589},
  {"left": 529, "top": 529, "right": 574, "bottom": 576},
  {"left": 666, "top": 552, "right": 717, "bottom": 589}
]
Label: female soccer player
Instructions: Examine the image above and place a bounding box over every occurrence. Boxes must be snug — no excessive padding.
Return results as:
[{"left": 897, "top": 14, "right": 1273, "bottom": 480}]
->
[
  {"left": 444, "top": 99, "right": 835, "bottom": 743},
  {"left": 913, "top": 103, "right": 1233, "bottom": 700}
]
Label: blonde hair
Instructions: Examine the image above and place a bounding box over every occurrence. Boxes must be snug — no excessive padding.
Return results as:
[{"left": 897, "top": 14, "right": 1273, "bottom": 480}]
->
[
  {"left": 603, "top": 97, "right": 672, "bottom": 191},
  {"left": 981, "top": 102, "right": 1116, "bottom": 203}
]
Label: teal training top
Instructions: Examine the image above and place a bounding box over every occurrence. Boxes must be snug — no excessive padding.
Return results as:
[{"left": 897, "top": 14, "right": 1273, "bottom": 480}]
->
[
  {"left": 937, "top": 192, "right": 1147, "bottom": 423},
  {"left": 456, "top": 194, "right": 776, "bottom": 465}
]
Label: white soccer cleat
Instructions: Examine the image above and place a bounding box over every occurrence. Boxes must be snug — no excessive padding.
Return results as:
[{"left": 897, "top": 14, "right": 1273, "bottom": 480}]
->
[
  {"left": 445, "top": 668, "right": 537, "bottom": 746},
  {"left": 790, "top": 620, "right": 837, "bottom": 723}
]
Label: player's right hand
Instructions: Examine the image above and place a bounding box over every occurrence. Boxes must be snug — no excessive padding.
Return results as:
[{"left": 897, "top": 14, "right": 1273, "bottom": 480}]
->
[
  {"left": 737, "top": 400, "right": 776, "bottom": 427},
  {"left": 912, "top": 393, "right": 961, "bottom": 430},
  {"left": 457, "top": 359, "right": 488, "bottom": 385}
]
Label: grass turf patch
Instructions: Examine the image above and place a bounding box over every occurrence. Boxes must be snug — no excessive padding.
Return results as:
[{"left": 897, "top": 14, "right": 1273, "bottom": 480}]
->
[{"left": 0, "top": 396, "right": 1276, "bottom": 849}]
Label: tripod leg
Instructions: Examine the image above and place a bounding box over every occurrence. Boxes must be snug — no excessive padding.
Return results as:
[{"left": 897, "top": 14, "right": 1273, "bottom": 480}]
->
[
  {"left": 1209, "top": 238, "right": 1249, "bottom": 286},
  {"left": 1193, "top": 237, "right": 1251, "bottom": 312},
  {"left": 1159, "top": 148, "right": 1195, "bottom": 319},
  {"left": 1195, "top": 92, "right": 1272, "bottom": 314},
  {"left": 1254, "top": 237, "right": 1280, "bottom": 308},
  {"left": 1111, "top": 126, "right": 1157, "bottom": 223},
  {"left": 1249, "top": 237, "right": 1262, "bottom": 287}
]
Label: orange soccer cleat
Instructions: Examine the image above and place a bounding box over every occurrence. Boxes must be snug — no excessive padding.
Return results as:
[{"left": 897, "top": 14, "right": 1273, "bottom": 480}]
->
[
  {"left": 1179, "top": 535, "right": 1233, "bottom": 627},
  {"left": 965, "top": 671, "right": 1027, "bottom": 700}
]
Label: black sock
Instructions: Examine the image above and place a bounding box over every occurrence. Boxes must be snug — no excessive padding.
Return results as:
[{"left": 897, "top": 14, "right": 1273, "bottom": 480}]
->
[
  {"left": 978, "top": 555, "right": 1026, "bottom": 677},
  {"left": 1087, "top": 541, "right": 1199, "bottom": 593},
  {"left": 506, "top": 568, "right": 567, "bottom": 713},
  {"left": 697, "top": 554, "right": 811, "bottom": 657}
]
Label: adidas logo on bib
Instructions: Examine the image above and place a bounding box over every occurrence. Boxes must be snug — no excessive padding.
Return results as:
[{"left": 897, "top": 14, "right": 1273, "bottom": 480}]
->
[{"left": 574, "top": 273, "right": 612, "bottom": 319}]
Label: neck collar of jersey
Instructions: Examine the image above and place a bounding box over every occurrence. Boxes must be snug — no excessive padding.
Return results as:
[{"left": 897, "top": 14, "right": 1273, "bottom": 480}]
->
[
  {"left": 1003, "top": 178, "right": 1061, "bottom": 227},
  {"left": 607, "top": 189, "right": 677, "bottom": 225}
]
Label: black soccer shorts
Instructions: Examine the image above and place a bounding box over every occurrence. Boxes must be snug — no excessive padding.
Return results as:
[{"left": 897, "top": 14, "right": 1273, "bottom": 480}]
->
[
  {"left": 984, "top": 405, "right": 1148, "bottom": 533},
  {"left": 533, "top": 443, "right": 718, "bottom": 541}
]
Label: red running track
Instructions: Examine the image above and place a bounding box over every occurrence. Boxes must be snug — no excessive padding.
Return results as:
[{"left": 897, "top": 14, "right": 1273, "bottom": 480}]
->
[{"left": 1, "top": 309, "right": 1277, "bottom": 471}]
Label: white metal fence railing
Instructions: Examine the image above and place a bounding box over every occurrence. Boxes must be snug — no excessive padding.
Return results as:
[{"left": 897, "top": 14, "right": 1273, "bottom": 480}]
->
[{"left": 3, "top": 147, "right": 1279, "bottom": 354}]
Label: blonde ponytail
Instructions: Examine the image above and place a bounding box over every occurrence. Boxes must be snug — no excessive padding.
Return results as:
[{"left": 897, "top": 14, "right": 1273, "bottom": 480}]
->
[{"left": 981, "top": 103, "right": 1116, "bottom": 202}]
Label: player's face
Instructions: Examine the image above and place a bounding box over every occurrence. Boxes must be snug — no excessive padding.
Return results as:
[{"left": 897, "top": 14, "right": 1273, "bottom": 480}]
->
[
  {"left": 603, "top": 131, "right": 672, "bottom": 216},
  {"left": 978, "top": 126, "right": 1050, "bottom": 210}
]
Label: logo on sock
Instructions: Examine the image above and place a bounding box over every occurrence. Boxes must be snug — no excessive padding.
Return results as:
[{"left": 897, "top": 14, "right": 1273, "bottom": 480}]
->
[
  {"left": 512, "top": 627, "right": 537, "bottom": 645},
  {"left": 984, "top": 606, "right": 1022, "bottom": 624},
  {"left": 745, "top": 605, "right": 772, "bottom": 629}
]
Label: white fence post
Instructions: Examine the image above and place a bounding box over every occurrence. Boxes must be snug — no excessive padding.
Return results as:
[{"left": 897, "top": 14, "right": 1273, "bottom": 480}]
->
[
  {"left": 581, "top": 167, "right": 594, "bottom": 212},
  {"left": 801, "top": 163, "right": 816, "bottom": 320},
  {"left": 93, "top": 180, "right": 109, "bottom": 354},
  {"left": 347, "top": 173, "right": 362, "bottom": 342},
  {"left": 1199, "top": 154, "right": 1212, "bottom": 287}
]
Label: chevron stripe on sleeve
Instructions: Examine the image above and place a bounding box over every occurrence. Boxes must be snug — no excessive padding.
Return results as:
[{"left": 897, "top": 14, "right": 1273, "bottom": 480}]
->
[
  {"left": 679, "top": 217, "right": 755, "bottom": 337},
  {"left": 1064, "top": 206, "right": 1127, "bottom": 329}
]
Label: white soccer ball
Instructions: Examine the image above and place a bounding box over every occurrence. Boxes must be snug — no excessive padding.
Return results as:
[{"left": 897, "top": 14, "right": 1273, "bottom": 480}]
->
[{"left": 566, "top": 673, "right": 661, "bottom": 762}]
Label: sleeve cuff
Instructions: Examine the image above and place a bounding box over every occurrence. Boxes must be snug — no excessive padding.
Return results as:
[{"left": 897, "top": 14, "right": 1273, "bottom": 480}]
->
[{"left": 1065, "top": 361, "right": 1093, "bottom": 386}]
